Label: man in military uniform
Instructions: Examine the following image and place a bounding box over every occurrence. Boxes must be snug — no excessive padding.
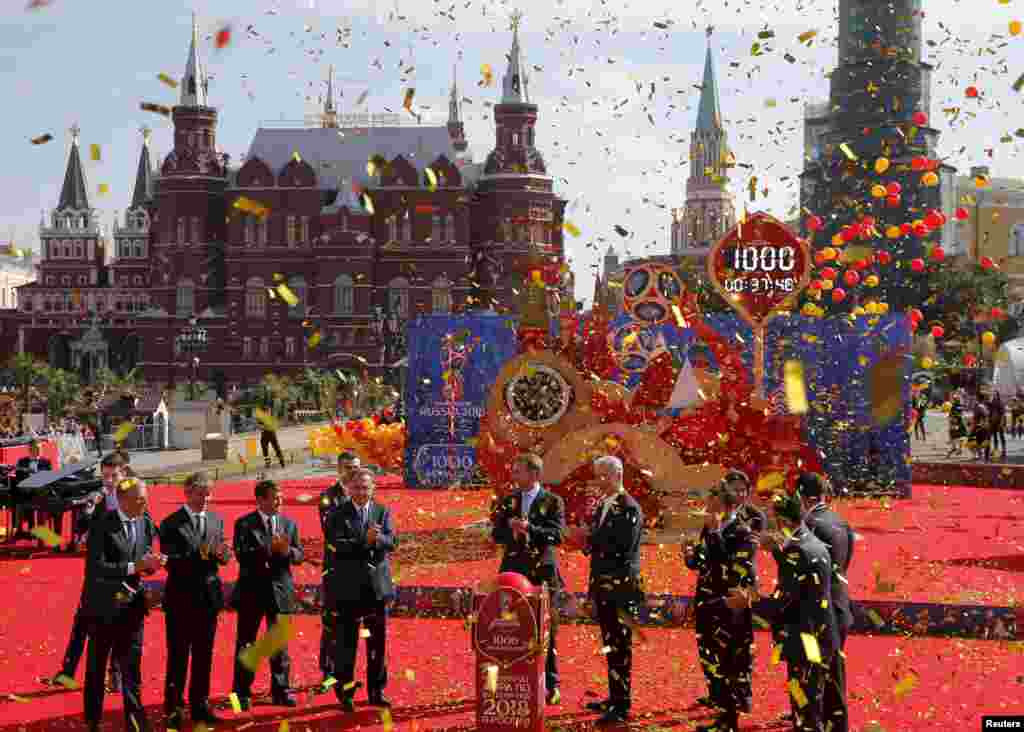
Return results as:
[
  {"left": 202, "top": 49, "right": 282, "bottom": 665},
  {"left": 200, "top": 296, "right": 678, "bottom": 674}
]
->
[
  {"left": 491, "top": 453, "right": 566, "bottom": 704},
  {"left": 317, "top": 452, "right": 360, "bottom": 689},
  {"left": 684, "top": 480, "right": 757, "bottom": 732},
  {"left": 729, "top": 493, "right": 839, "bottom": 732},
  {"left": 796, "top": 473, "right": 855, "bottom": 732}
]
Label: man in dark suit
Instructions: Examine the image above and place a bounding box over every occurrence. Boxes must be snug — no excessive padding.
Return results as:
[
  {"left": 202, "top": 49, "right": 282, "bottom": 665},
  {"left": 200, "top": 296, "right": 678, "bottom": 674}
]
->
[
  {"left": 683, "top": 480, "right": 758, "bottom": 732},
  {"left": 160, "top": 471, "right": 232, "bottom": 728},
  {"left": 317, "top": 452, "right": 359, "bottom": 688},
  {"left": 49, "top": 453, "right": 127, "bottom": 691},
  {"left": 491, "top": 453, "right": 565, "bottom": 704},
  {"left": 81, "top": 478, "right": 164, "bottom": 732},
  {"left": 326, "top": 468, "right": 396, "bottom": 712},
  {"left": 578, "top": 456, "right": 644, "bottom": 725},
  {"left": 730, "top": 470, "right": 767, "bottom": 536},
  {"left": 12, "top": 439, "right": 54, "bottom": 536},
  {"left": 231, "top": 479, "right": 304, "bottom": 709},
  {"left": 796, "top": 472, "right": 855, "bottom": 732},
  {"left": 729, "top": 493, "right": 840, "bottom": 732}
]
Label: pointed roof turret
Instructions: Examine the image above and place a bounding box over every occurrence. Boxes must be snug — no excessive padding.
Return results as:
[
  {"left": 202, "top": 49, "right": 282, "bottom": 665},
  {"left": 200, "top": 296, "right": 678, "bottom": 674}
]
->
[
  {"left": 448, "top": 64, "right": 462, "bottom": 124},
  {"left": 501, "top": 10, "right": 529, "bottom": 104},
  {"left": 57, "top": 124, "right": 91, "bottom": 212},
  {"left": 180, "top": 12, "right": 209, "bottom": 107},
  {"left": 696, "top": 29, "right": 722, "bottom": 132},
  {"left": 130, "top": 127, "right": 154, "bottom": 210},
  {"left": 322, "top": 64, "right": 339, "bottom": 128}
]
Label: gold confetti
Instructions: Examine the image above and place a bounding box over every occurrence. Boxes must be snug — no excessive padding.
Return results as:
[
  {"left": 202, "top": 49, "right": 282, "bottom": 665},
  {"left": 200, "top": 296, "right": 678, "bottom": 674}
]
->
[
  {"left": 1014, "top": 73, "right": 1024, "bottom": 94},
  {"left": 292, "top": 151, "right": 302, "bottom": 163},
  {"left": 381, "top": 709, "right": 393, "bottom": 732},
  {"left": 480, "top": 63, "right": 494, "bottom": 86},
  {"left": 229, "top": 692, "right": 243, "bottom": 713},
  {"left": 233, "top": 196, "right": 270, "bottom": 219},
  {"left": 97, "top": 183, "right": 109, "bottom": 195},
  {"left": 784, "top": 360, "right": 809, "bottom": 414},
  {"left": 90, "top": 144, "right": 101, "bottom": 161},
  {"left": 31, "top": 133, "right": 53, "bottom": 145},
  {"left": 359, "top": 628, "right": 371, "bottom": 639},
  {"left": 30, "top": 526, "right": 62, "bottom": 548},
  {"left": 113, "top": 421, "right": 137, "bottom": 444},
  {"left": 869, "top": 352, "right": 904, "bottom": 425},
  {"left": 771, "top": 645, "right": 783, "bottom": 665},
  {"left": 893, "top": 672, "right": 918, "bottom": 699},
  {"left": 278, "top": 722, "right": 289, "bottom": 732},
  {"left": 839, "top": 142, "right": 858, "bottom": 161},
  {"left": 361, "top": 192, "right": 375, "bottom": 214},
  {"left": 140, "top": 102, "right": 172, "bottom": 117},
  {"left": 157, "top": 72, "right": 178, "bottom": 88},
  {"left": 425, "top": 166, "right": 438, "bottom": 191},
  {"left": 239, "top": 617, "right": 294, "bottom": 672},
  {"left": 484, "top": 664, "right": 498, "bottom": 694},
  {"left": 788, "top": 679, "right": 808, "bottom": 708},
  {"left": 800, "top": 632, "right": 822, "bottom": 664},
  {"left": 797, "top": 29, "right": 818, "bottom": 43},
  {"left": 276, "top": 284, "right": 299, "bottom": 307},
  {"left": 563, "top": 220, "right": 581, "bottom": 237},
  {"left": 403, "top": 88, "right": 415, "bottom": 111},
  {"left": 307, "top": 330, "right": 322, "bottom": 348},
  {"left": 404, "top": 669, "right": 416, "bottom": 681}
]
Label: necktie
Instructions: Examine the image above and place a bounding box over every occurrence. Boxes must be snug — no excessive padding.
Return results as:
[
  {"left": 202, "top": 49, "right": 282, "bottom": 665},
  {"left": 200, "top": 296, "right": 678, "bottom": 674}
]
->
[
  {"left": 599, "top": 498, "right": 613, "bottom": 527},
  {"left": 196, "top": 513, "right": 206, "bottom": 541},
  {"left": 521, "top": 491, "right": 532, "bottom": 518},
  {"left": 267, "top": 515, "right": 275, "bottom": 536},
  {"left": 126, "top": 519, "right": 136, "bottom": 553}
]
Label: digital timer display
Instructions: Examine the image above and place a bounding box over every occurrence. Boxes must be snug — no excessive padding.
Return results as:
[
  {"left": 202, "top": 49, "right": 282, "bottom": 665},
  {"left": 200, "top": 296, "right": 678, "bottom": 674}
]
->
[{"left": 729, "top": 244, "right": 797, "bottom": 273}]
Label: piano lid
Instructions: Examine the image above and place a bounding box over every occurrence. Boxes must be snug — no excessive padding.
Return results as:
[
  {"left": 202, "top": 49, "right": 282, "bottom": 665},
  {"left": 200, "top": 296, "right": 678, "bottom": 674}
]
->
[{"left": 18, "top": 457, "right": 100, "bottom": 490}]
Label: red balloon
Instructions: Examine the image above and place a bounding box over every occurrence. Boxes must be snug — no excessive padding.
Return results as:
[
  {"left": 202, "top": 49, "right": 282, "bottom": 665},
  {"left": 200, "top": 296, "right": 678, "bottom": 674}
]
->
[
  {"left": 831, "top": 288, "right": 847, "bottom": 303},
  {"left": 841, "top": 227, "right": 857, "bottom": 242},
  {"left": 863, "top": 216, "right": 876, "bottom": 227},
  {"left": 981, "top": 256, "right": 995, "bottom": 269},
  {"left": 886, "top": 194, "right": 901, "bottom": 208},
  {"left": 966, "top": 85, "right": 979, "bottom": 98},
  {"left": 821, "top": 266, "right": 838, "bottom": 281},
  {"left": 911, "top": 258, "right": 926, "bottom": 272},
  {"left": 844, "top": 270, "right": 861, "bottom": 286},
  {"left": 955, "top": 207, "right": 970, "bottom": 221},
  {"left": 854, "top": 258, "right": 870, "bottom": 271},
  {"left": 806, "top": 215, "right": 824, "bottom": 232},
  {"left": 925, "top": 211, "right": 944, "bottom": 228},
  {"left": 877, "top": 250, "right": 893, "bottom": 265},
  {"left": 910, "top": 308, "right": 924, "bottom": 323},
  {"left": 912, "top": 111, "right": 929, "bottom": 125},
  {"left": 886, "top": 182, "right": 902, "bottom": 195},
  {"left": 992, "top": 306, "right": 1005, "bottom": 319},
  {"left": 814, "top": 251, "right": 827, "bottom": 266},
  {"left": 913, "top": 222, "right": 930, "bottom": 237},
  {"left": 900, "top": 223, "right": 913, "bottom": 235},
  {"left": 911, "top": 157, "right": 928, "bottom": 171},
  {"left": 496, "top": 572, "right": 537, "bottom": 593},
  {"left": 931, "top": 325, "right": 945, "bottom": 338},
  {"left": 808, "top": 280, "right": 822, "bottom": 291},
  {"left": 931, "top": 246, "right": 946, "bottom": 262},
  {"left": 965, "top": 354, "right": 978, "bottom": 367}
]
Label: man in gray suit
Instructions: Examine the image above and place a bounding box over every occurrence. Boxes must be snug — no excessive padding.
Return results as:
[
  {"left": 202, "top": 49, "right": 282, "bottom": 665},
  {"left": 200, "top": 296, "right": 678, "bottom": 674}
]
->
[
  {"left": 326, "top": 468, "right": 396, "bottom": 713},
  {"left": 81, "top": 478, "right": 164, "bottom": 732},
  {"left": 796, "top": 472, "right": 855, "bottom": 732}
]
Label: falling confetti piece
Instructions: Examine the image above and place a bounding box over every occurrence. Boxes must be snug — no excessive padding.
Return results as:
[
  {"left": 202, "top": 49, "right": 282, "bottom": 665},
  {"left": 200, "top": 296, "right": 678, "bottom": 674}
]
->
[
  {"left": 381, "top": 709, "right": 393, "bottom": 732},
  {"left": 800, "top": 632, "right": 822, "bottom": 664},
  {"left": 404, "top": 669, "right": 415, "bottom": 681},
  {"left": 797, "top": 29, "right": 818, "bottom": 43},
  {"left": 1014, "top": 74, "right": 1024, "bottom": 93},
  {"left": 361, "top": 192, "right": 375, "bottom": 214},
  {"left": 141, "top": 102, "right": 172, "bottom": 117},
  {"left": 563, "top": 220, "right": 581, "bottom": 237},
  {"left": 783, "top": 360, "right": 809, "bottom": 414},
  {"left": 788, "top": 679, "right": 808, "bottom": 708},
  {"left": 479, "top": 63, "right": 494, "bottom": 86},
  {"left": 97, "top": 184, "right": 109, "bottom": 195},
  {"left": 839, "top": 142, "right": 858, "bottom": 161},
  {"left": 229, "top": 692, "right": 243, "bottom": 713},
  {"left": 893, "top": 672, "right": 918, "bottom": 699},
  {"left": 1012, "top": 20, "right": 1023, "bottom": 36},
  {"left": 30, "top": 133, "right": 53, "bottom": 145},
  {"left": 425, "top": 167, "right": 438, "bottom": 191},
  {"left": 292, "top": 151, "right": 302, "bottom": 163},
  {"left": 403, "top": 88, "right": 415, "bottom": 111},
  {"left": 278, "top": 722, "right": 289, "bottom": 732},
  {"left": 233, "top": 196, "right": 270, "bottom": 218},
  {"left": 614, "top": 225, "right": 629, "bottom": 237},
  {"left": 30, "top": 526, "right": 62, "bottom": 547},
  {"left": 90, "top": 144, "right": 101, "bottom": 161},
  {"left": 113, "top": 421, "right": 137, "bottom": 444},
  {"left": 215, "top": 26, "right": 232, "bottom": 49},
  {"left": 157, "top": 72, "right": 178, "bottom": 89},
  {"left": 239, "top": 617, "right": 293, "bottom": 671}
]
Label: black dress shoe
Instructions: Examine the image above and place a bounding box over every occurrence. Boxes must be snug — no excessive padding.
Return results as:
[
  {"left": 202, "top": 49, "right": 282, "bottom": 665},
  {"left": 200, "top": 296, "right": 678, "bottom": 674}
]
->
[
  {"left": 596, "top": 709, "right": 628, "bottom": 725},
  {"left": 272, "top": 694, "right": 298, "bottom": 708},
  {"left": 585, "top": 698, "right": 612, "bottom": 712},
  {"left": 191, "top": 706, "right": 224, "bottom": 723},
  {"left": 340, "top": 697, "right": 356, "bottom": 713},
  {"left": 368, "top": 694, "right": 392, "bottom": 708},
  {"left": 86, "top": 722, "right": 100, "bottom": 732}
]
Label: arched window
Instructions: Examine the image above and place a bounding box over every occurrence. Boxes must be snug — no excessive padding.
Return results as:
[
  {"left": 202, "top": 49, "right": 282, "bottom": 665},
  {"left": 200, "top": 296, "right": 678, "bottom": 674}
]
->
[
  {"left": 244, "top": 216, "right": 255, "bottom": 245},
  {"left": 287, "top": 275, "right": 306, "bottom": 317},
  {"left": 446, "top": 213, "right": 456, "bottom": 243},
  {"left": 387, "top": 215, "right": 398, "bottom": 242},
  {"left": 431, "top": 214, "right": 442, "bottom": 243},
  {"left": 259, "top": 336, "right": 270, "bottom": 358},
  {"left": 285, "top": 337, "right": 296, "bottom": 358},
  {"left": 176, "top": 278, "right": 195, "bottom": 315},
  {"left": 402, "top": 210, "right": 413, "bottom": 242},
  {"left": 177, "top": 218, "right": 186, "bottom": 245},
  {"left": 243, "top": 337, "right": 252, "bottom": 359},
  {"left": 300, "top": 216, "right": 310, "bottom": 243},
  {"left": 334, "top": 273, "right": 354, "bottom": 314},
  {"left": 388, "top": 277, "right": 409, "bottom": 318},
  {"left": 246, "top": 276, "right": 266, "bottom": 317},
  {"left": 190, "top": 217, "right": 201, "bottom": 244},
  {"left": 432, "top": 275, "right": 452, "bottom": 313},
  {"left": 257, "top": 217, "right": 268, "bottom": 246}
]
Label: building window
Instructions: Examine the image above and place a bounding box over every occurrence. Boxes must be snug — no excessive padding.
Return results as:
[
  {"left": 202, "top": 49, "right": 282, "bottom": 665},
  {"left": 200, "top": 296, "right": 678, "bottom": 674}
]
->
[
  {"left": 243, "top": 336, "right": 252, "bottom": 359},
  {"left": 177, "top": 218, "right": 186, "bottom": 244},
  {"left": 431, "top": 214, "right": 442, "bottom": 242},
  {"left": 432, "top": 276, "right": 451, "bottom": 313},
  {"left": 388, "top": 276, "right": 409, "bottom": 318},
  {"left": 402, "top": 210, "right": 412, "bottom": 242},
  {"left": 286, "top": 216, "right": 297, "bottom": 246},
  {"left": 300, "top": 216, "right": 310, "bottom": 244},
  {"left": 512, "top": 133, "right": 519, "bottom": 146},
  {"left": 133, "top": 240, "right": 143, "bottom": 257},
  {"left": 285, "top": 337, "right": 296, "bottom": 358},
  {"left": 176, "top": 279, "right": 195, "bottom": 315},
  {"left": 446, "top": 213, "right": 456, "bottom": 243},
  {"left": 259, "top": 336, "right": 270, "bottom": 358},
  {"left": 75, "top": 240, "right": 83, "bottom": 257},
  {"left": 244, "top": 216, "right": 255, "bottom": 245},
  {"left": 334, "top": 273, "right": 354, "bottom": 314},
  {"left": 258, "top": 217, "right": 268, "bottom": 246},
  {"left": 78, "top": 275, "right": 87, "bottom": 286},
  {"left": 388, "top": 215, "right": 398, "bottom": 242},
  {"left": 287, "top": 276, "right": 306, "bottom": 317},
  {"left": 61, "top": 275, "right": 71, "bottom": 286},
  {"left": 190, "top": 217, "right": 200, "bottom": 244},
  {"left": 134, "top": 275, "right": 143, "bottom": 286},
  {"left": 246, "top": 277, "right": 266, "bottom": 317}
]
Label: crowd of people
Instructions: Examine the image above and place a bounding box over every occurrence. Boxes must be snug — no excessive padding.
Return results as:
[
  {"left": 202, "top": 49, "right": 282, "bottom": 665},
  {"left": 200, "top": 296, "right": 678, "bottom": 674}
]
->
[
  {"left": 30, "top": 447, "right": 854, "bottom": 732},
  {"left": 944, "top": 387, "right": 1024, "bottom": 461}
]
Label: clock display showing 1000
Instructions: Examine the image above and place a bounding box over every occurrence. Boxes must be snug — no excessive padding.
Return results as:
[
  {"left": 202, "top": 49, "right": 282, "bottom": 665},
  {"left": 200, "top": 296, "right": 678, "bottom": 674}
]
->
[{"left": 721, "top": 242, "right": 799, "bottom": 295}]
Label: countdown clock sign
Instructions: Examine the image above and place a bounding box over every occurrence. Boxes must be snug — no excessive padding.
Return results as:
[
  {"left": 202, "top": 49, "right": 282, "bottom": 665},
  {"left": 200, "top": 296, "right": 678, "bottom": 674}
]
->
[{"left": 706, "top": 211, "right": 813, "bottom": 328}]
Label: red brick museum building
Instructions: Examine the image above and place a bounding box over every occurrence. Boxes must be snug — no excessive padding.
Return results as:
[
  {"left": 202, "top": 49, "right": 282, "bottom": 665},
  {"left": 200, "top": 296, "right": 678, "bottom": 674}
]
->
[{"left": 0, "top": 15, "right": 571, "bottom": 391}]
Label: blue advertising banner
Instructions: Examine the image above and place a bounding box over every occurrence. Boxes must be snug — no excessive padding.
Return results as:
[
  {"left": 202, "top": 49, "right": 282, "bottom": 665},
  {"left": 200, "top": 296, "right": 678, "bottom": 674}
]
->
[{"left": 403, "top": 314, "right": 519, "bottom": 487}]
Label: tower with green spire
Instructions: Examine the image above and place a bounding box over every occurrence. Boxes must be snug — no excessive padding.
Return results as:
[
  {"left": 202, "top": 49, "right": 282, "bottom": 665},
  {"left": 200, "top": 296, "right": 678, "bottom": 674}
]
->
[{"left": 672, "top": 29, "right": 736, "bottom": 258}]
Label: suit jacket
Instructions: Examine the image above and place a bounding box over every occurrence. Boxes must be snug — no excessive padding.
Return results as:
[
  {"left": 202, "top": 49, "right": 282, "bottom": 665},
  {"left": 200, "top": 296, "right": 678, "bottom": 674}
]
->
[
  {"left": 74, "top": 490, "right": 117, "bottom": 536},
  {"left": 585, "top": 492, "right": 644, "bottom": 603},
  {"left": 685, "top": 516, "right": 758, "bottom": 617},
  {"left": 82, "top": 510, "right": 157, "bottom": 623},
  {"left": 232, "top": 511, "right": 304, "bottom": 614},
  {"left": 803, "top": 503, "right": 856, "bottom": 633},
  {"left": 760, "top": 526, "right": 840, "bottom": 664},
  {"left": 325, "top": 500, "right": 397, "bottom": 607},
  {"left": 737, "top": 503, "right": 768, "bottom": 534},
  {"left": 160, "top": 507, "right": 229, "bottom": 613},
  {"left": 492, "top": 487, "right": 565, "bottom": 589},
  {"left": 319, "top": 482, "right": 348, "bottom": 534}
]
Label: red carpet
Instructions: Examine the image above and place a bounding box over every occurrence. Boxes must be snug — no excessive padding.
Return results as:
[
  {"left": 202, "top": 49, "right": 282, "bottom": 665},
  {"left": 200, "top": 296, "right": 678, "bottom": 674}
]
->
[{"left": 1, "top": 479, "right": 1022, "bottom": 729}]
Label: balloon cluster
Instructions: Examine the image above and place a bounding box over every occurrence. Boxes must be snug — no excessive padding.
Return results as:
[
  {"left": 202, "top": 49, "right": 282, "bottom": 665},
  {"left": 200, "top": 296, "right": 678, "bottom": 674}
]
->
[{"left": 308, "top": 417, "right": 406, "bottom": 471}]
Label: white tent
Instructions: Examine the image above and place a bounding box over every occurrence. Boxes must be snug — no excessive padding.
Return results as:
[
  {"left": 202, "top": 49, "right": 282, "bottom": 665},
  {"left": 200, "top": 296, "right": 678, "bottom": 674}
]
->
[{"left": 991, "top": 337, "right": 1024, "bottom": 398}]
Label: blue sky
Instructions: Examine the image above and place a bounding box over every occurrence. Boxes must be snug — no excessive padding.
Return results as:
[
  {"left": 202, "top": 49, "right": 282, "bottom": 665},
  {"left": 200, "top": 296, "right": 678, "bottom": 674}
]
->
[{"left": 2, "top": 0, "right": 1023, "bottom": 304}]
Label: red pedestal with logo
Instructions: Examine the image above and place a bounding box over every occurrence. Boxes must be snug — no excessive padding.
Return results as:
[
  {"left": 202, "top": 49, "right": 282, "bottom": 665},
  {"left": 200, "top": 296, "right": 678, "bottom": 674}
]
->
[{"left": 472, "top": 572, "right": 549, "bottom": 732}]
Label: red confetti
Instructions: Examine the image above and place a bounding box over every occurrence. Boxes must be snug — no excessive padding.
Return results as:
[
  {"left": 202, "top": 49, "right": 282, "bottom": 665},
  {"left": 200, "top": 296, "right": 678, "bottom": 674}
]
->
[{"left": 215, "top": 26, "right": 232, "bottom": 49}]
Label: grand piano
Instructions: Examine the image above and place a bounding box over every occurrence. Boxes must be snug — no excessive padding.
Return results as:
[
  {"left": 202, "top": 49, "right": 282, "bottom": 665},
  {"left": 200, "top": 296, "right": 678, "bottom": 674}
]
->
[{"left": 3, "top": 457, "right": 103, "bottom": 547}]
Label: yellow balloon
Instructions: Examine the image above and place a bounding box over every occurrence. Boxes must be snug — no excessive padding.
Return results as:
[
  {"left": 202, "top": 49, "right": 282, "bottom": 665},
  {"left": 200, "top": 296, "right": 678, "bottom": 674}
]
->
[
  {"left": 823, "top": 247, "right": 838, "bottom": 261},
  {"left": 831, "top": 233, "right": 844, "bottom": 247},
  {"left": 879, "top": 302, "right": 890, "bottom": 314},
  {"left": 852, "top": 306, "right": 866, "bottom": 316},
  {"left": 885, "top": 225, "right": 901, "bottom": 239},
  {"left": 874, "top": 157, "right": 890, "bottom": 174},
  {"left": 865, "top": 274, "right": 880, "bottom": 287},
  {"left": 870, "top": 184, "right": 887, "bottom": 198},
  {"left": 922, "top": 171, "right": 939, "bottom": 187},
  {"left": 802, "top": 303, "right": 817, "bottom": 316},
  {"left": 982, "top": 331, "right": 996, "bottom": 346},
  {"left": 864, "top": 302, "right": 878, "bottom": 315},
  {"left": 922, "top": 356, "right": 935, "bottom": 369},
  {"left": 1011, "top": 20, "right": 1023, "bottom": 36},
  {"left": 820, "top": 278, "right": 834, "bottom": 290}
]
